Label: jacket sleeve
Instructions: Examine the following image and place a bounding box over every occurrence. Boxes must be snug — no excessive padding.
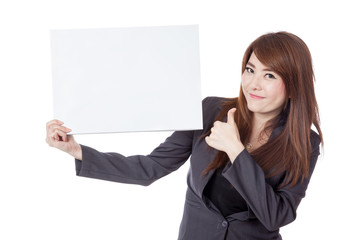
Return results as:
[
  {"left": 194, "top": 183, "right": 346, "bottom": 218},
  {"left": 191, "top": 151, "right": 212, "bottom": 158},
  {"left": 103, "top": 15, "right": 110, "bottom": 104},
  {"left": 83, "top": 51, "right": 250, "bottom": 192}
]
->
[
  {"left": 222, "top": 132, "right": 321, "bottom": 231},
  {"left": 75, "top": 129, "right": 193, "bottom": 186}
]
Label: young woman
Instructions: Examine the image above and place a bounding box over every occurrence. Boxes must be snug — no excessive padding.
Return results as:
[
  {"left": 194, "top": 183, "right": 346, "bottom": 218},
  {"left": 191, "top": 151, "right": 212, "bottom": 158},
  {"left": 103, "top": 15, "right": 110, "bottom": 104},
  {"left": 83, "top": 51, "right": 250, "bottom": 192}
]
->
[{"left": 46, "top": 31, "right": 323, "bottom": 240}]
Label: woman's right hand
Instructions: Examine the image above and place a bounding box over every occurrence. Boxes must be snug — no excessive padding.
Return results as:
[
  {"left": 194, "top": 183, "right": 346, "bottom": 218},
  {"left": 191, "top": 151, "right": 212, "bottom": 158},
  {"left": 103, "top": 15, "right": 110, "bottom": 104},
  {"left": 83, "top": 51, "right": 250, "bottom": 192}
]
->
[{"left": 46, "top": 119, "right": 82, "bottom": 160}]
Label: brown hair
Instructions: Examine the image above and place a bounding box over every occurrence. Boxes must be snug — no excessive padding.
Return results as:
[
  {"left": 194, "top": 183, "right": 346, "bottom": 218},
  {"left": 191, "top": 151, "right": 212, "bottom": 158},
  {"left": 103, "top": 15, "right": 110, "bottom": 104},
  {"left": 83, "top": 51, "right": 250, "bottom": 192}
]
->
[{"left": 203, "top": 32, "right": 323, "bottom": 188}]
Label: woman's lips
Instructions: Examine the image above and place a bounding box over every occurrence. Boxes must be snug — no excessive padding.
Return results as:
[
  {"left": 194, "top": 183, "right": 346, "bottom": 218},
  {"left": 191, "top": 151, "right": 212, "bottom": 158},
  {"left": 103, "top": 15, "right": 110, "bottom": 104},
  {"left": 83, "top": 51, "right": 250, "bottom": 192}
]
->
[{"left": 249, "top": 93, "right": 265, "bottom": 99}]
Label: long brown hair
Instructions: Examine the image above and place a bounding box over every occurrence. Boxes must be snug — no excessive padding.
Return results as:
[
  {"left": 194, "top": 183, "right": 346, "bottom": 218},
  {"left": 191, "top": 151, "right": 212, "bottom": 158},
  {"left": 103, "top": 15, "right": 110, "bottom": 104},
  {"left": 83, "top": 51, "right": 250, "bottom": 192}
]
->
[{"left": 203, "top": 32, "right": 323, "bottom": 188}]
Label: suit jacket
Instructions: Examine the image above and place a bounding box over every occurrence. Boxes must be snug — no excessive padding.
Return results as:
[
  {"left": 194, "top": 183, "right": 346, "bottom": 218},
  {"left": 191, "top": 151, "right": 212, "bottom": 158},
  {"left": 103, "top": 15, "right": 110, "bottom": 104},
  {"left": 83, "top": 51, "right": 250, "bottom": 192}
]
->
[{"left": 75, "top": 96, "right": 321, "bottom": 240}]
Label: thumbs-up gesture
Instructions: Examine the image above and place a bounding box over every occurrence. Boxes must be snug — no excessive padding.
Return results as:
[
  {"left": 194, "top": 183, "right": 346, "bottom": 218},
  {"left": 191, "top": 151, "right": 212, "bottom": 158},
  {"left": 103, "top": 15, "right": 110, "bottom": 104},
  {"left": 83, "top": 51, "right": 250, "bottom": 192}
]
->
[{"left": 205, "top": 108, "right": 245, "bottom": 162}]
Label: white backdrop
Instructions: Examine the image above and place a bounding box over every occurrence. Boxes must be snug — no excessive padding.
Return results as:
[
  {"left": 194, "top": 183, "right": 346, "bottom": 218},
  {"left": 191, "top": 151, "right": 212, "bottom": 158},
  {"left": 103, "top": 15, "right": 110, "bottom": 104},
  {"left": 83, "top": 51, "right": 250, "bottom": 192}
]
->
[{"left": 1, "top": 0, "right": 359, "bottom": 239}]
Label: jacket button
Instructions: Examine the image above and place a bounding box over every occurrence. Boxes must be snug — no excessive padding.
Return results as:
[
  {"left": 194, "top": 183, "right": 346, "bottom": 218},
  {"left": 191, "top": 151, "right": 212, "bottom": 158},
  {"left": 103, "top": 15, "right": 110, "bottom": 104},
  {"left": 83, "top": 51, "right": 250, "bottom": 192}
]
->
[{"left": 221, "top": 220, "right": 228, "bottom": 227}]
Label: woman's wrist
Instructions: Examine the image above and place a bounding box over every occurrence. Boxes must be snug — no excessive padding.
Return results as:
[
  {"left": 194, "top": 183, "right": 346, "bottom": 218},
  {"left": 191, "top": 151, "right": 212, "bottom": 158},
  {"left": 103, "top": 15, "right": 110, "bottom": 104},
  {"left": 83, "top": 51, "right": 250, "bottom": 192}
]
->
[
  {"left": 226, "top": 142, "right": 245, "bottom": 163},
  {"left": 71, "top": 144, "right": 83, "bottom": 160}
]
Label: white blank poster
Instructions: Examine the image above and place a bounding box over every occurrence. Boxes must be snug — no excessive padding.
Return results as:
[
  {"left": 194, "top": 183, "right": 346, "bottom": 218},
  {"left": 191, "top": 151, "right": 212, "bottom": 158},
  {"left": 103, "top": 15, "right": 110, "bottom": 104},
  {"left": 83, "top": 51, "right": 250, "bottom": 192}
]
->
[{"left": 50, "top": 25, "right": 202, "bottom": 134}]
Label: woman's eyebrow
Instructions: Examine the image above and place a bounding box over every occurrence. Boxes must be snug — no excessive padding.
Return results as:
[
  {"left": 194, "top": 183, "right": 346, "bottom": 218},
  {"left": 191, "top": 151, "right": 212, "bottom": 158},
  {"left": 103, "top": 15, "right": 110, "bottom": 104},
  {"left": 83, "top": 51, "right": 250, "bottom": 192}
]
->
[
  {"left": 246, "top": 62, "right": 256, "bottom": 68},
  {"left": 263, "top": 67, "right": 274, "bottom": 72},
  {"left": 247, "top": 61, "right": 274, "bottom": 72}
]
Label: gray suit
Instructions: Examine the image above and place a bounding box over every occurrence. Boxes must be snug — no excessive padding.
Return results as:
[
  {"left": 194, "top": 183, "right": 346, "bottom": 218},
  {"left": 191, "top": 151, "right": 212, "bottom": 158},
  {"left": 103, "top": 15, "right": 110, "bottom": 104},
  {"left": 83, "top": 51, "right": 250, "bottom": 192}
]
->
[{"left": 75, "top": 96, "right": 321, "bottom": 240}]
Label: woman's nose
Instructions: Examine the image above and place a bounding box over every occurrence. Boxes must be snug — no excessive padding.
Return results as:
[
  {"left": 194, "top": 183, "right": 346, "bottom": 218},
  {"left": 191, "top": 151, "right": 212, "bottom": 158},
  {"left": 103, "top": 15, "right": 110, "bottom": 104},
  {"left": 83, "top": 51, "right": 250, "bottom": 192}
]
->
[{"left": 249, "top": 74, "right": 262, "bottom": 90}]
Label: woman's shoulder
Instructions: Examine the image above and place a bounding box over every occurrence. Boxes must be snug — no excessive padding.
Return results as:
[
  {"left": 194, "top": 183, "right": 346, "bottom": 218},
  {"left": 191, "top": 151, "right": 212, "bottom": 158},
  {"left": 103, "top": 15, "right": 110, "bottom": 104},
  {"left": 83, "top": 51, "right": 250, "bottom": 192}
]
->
[
  {"left": 201, "top": 96, "right": 236, "bottom": 129},
  {"left": 202, "top": 96, "right": 228, "bottom": 104},
  {"left": 202, "top": 96, "right": 236, "bottom": 110},
  {"left": 202, "top": 96, "right": 229, "bottom": 115}
]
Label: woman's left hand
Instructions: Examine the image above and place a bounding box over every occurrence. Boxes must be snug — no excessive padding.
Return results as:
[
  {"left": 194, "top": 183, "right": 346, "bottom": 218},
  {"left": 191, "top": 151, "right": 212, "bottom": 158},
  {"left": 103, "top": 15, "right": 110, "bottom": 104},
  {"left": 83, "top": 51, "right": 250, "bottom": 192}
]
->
[{"left": 205, "top": 108, "right": 245, "bottom": 162}]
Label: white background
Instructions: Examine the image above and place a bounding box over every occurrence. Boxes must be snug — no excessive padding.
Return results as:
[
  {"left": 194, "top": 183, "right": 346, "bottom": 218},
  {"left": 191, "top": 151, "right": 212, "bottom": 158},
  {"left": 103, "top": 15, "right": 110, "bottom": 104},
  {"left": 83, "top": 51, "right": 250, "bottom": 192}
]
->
[{"left": 1, "top": 0, "right": 359, "bottom": 239}]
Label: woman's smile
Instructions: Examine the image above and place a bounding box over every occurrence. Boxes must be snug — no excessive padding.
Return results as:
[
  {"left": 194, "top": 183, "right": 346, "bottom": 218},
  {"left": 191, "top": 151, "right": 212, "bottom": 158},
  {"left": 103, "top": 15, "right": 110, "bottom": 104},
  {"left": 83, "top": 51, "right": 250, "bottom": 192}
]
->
[{"left": 249, "top": 93, "right": 265, "bottom": 99}]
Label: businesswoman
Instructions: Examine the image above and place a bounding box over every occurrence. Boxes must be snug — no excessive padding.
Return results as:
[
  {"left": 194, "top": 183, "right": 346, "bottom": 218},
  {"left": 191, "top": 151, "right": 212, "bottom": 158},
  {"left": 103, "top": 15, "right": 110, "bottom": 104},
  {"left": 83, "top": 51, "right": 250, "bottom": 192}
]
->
[{"left": 46, "top": 31, "right": 323, "bottom": 240}]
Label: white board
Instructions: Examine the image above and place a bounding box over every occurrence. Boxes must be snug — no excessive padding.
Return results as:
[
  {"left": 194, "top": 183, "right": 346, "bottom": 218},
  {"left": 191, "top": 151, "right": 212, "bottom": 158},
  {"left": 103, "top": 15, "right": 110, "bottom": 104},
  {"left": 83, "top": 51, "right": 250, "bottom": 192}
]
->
[{"left": 50, "top": 25, "right": 202, "bottom": 134}]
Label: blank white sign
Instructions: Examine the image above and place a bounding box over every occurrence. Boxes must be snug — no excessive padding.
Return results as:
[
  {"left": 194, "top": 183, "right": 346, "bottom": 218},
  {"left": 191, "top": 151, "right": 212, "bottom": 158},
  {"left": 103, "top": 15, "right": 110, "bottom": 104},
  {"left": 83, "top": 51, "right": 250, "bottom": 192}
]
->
[{"left": 50, "top": 25, "right": 202, "bottom": 134}]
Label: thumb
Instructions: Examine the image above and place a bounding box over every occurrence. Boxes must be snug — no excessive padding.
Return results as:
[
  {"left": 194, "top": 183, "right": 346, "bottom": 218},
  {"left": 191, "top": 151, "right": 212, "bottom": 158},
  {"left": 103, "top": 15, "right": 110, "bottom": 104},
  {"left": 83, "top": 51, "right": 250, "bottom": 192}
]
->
[{"left": 227, "top": 108, "right": 236, "bottom": 125}]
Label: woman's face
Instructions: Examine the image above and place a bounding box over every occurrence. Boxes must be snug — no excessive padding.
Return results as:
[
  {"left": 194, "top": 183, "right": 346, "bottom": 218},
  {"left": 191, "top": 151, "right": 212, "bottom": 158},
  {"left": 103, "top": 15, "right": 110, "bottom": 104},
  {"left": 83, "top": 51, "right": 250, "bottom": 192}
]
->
[{"left": 241, "top": 53, "right": 287, "bottom": 120}]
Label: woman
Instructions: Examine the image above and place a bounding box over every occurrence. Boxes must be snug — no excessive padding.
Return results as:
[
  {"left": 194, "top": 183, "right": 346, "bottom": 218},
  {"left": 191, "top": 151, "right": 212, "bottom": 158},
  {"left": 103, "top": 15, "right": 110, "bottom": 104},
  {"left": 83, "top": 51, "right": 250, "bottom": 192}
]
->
[{"left": 46, "top": 31, "right": 323, "bottom": 240}]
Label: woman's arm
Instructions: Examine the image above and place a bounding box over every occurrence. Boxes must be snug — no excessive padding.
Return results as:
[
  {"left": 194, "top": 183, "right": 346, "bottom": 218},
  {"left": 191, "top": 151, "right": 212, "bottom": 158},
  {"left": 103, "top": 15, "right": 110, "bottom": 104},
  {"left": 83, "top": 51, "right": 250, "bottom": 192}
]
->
[
  {"left": 47, "top": 122, "right": 193, "bottom": 186},
  {"left": 222, "top": 133, "right": 321, "bottom": 231},
  {"left": 75, "top": 130, "right": 193, "bottom": 186}
]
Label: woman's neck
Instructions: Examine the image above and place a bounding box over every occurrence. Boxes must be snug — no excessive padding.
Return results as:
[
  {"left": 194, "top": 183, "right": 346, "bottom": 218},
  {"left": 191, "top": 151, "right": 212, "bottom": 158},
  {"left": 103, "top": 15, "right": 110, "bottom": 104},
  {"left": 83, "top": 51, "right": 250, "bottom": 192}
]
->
[
  {"left": 252, "top": 114, "right": 270, "bottom": 133},
  {"left": 248, "top": 114, "right": 274, "bottom": 150}
]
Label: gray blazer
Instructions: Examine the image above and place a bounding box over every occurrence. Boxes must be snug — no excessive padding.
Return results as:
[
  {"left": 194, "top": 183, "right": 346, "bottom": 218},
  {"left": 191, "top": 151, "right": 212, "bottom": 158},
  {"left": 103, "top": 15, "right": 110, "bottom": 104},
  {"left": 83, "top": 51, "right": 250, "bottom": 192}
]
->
[{"left": 75, "top": 96, "right": 321, "bottom": 240}]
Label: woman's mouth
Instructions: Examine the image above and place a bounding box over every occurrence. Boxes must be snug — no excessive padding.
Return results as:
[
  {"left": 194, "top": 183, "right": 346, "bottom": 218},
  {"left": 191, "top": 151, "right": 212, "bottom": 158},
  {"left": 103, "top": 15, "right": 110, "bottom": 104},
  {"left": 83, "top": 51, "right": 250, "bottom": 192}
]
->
[{"left": 249, "top": 93, "right": 265, "bottom": 99}]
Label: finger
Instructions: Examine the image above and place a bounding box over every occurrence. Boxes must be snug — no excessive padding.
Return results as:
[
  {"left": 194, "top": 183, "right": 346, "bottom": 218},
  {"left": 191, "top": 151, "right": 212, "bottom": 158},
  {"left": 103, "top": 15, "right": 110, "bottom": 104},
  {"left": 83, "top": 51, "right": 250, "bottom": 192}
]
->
[
  {"left": 46, "top": 137, "right": 55, "bottom": 147},
  {"left": 48, "top": 125, "right": 72, "bottom": 137},
  {"left": 205, "top": 136, "right": 211, "bottom": 146},
  {"left": 210, "top": 126, "right": 217, "bottom": 135},
  {"left": 57, "top": 129, "right": 68, "bottom": 142},
  {"left": 47, "top": 131, "right": 62, "bottom": 146},
  {"left": 53, "top": 125, "right": 72, "bottom": 133},
  {"left": 51, "top": 131, "right": 60, "bottom": 141},
  {"left": 213, "top": 121, "right": 221, "bottom": 127},
  {"left": 51, "top": 129, "right": 68, "bottom": 142},
  {"left": 46, "top": 120, "right": 70, "bottom": 134},
  {"left": 227, "top": 108, "right": 236, "bottom": 125},
  {"left": 47, "top": 128, "right": 68, "bottom": 144},
  {"left": 46, "top": 119, "right": 64, "bottom": 130},
  {"left": 205, "top": 136, "right": 217, "bottom": 149}
]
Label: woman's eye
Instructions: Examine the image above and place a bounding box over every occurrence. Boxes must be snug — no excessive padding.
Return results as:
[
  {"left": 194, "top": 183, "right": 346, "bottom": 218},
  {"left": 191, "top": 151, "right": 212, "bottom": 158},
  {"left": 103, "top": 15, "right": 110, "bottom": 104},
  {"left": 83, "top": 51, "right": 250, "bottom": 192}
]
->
[
  {"left": 245, "top": 67, "right": 254, "bottom": 73},
  {"left": 265, "top": 73, "right": 276, "bottom": 79}
]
